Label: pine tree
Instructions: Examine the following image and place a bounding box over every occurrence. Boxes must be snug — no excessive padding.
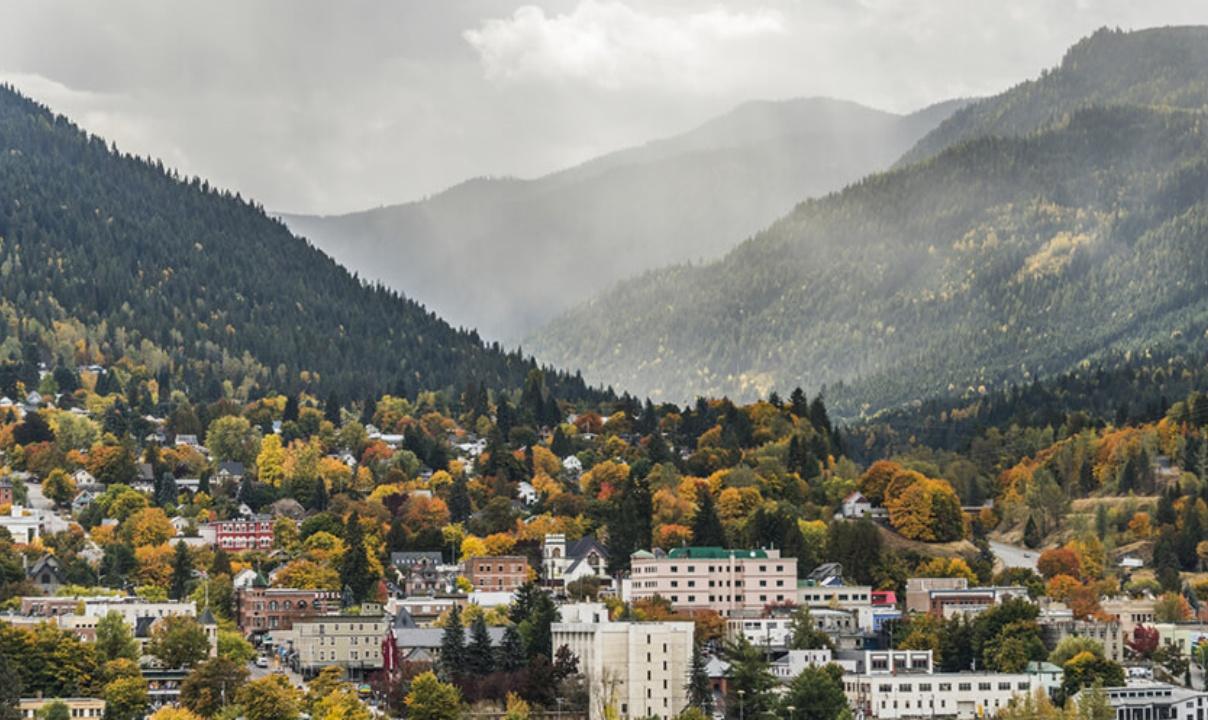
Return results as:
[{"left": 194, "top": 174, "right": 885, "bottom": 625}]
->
[
  {"left": 496, "top": 625, "right": 525, "bottom": 672},
  {"left": 340, "top": 512, "right": 373, "bottom": 603},
  {"left": 467, "top": 614, "right": 495, "bottom": 677},
  {"left": 210, "top": 547, "right": 232, "bottom": 577},
  {"left": 1023, "top": 515, "right": 1042, "bottom": 549},
  {"left": 691, "top": 487, "right": 726, "bottom": 547},
  {"left": 551, "top": 427, "right": 573, "bottom": 457},
  {"left": 439, "top": 605, "right": 466, "bottom": 682},
  {"left": 283, "top": 395, "right": 299, "bottom": 423},
  {"left": 156, "top": 472, "right": 178, "bottom": 507},
  {"left": 387, "top": 516, "right": 407, "bottom": 552},
  {"left": 170, "top": 540, "right": 193, "bottom": 600},
  {"left": 448, "top": 476, "right": 472, "bottom": 523},
  {"left": 311, "top": 475, "right": 328, "bottom": 511},
  {"left": 687, "top": 643, "right": 713, "bottom": 713},
  {"left": 324, "top": 391, "right": 341, "bottom": 425}
]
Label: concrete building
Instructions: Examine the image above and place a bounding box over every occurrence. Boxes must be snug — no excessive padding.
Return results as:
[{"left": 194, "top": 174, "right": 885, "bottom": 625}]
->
[
  {"left": 628, "top": 547, "right": 797, "bottom": 617},
  {"left": 1084, "top": 683, "right": 1208, "bottom": 720},
  {"left": 464, "top": 555, "right": 528, "bottom": 592},
  {"left": 1040, "top": 618, "right": 1125, "bottom": 663},
  {"left": 1101, "top": 598, "right": 1158, "bottom": 639},
  {"left": 843, "top": 650, "right": 1062, "bottom": 720},
  {"left": 18, "top": 698, "right": 106, "bottom": 720},
  {"left": 552, "top": 603, "right": 693, "bottom": 720},
  {"left": 235, "top": 584, "right": 341, "bottom": 638},
  {"left": 798, "top": 583, "right": 874, "bottom": 611},
  {"left": 904, "top": 577, "right": 969, "bottom": 614},
  {"left": 0, "top": 505, "right": 44, "bottom": 543},
  {"left": 283, "top": 614, "right": 389, "bottom": 677}
]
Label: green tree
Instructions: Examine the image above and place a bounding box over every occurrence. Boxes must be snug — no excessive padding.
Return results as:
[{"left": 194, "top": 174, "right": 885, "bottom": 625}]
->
[
  {"left": 37, "top": 702, "right": 69, "bottom": 720},
  {"left": 170, "top": 540, "right": 194, "bottom": 601},
  {"left": 205, "top": 416, "right": 260, "bottom": 467},
  {"left": 217, "top": 630, "right": 256, "bottom": 665},
  {"left": 1049, "top": 636, "right": 1104, "bottom": 666},
  {"left": 781, "top": 664, "right": 847, "bottom": 720},
  {"left": 687, "top": 643, "right": 713, "bottom": 714},
  {"left": 95, "top": 611, "right": 139, "bottom": 663},
  {"left": 1076, "top": 683, "right": 1115, "bottom": 720},
  {"left": 467, "top": 614, "right": 495, "bottom": 676},
  {"left": 42, "top": 469, "right": 77, "bottom": 509},
  {"left": 180, "top": 657, "right": 248, "bottom": 718},
  {"left": 1062, "top": 652, "right": 1125, "bottom": 698},
  {"left": 722, "top": 637, "right": 776, "bottom": 720},
  {"left": 787, "top": 606, "right": 834, "bottom": 651},
  {"left": 236, "top": 675, "right": 302, "bottom": 720},
  {"left": 438, "top": 604, "right": 465, "bottom": 682},
  {"left": 103, "top": 675, "right": 149, "bottom": 720},
  {"left": 339, "top": 512, "right": 374, "bottom": 603},
  {"left": 691, "top": 487, "right": 726, "bottom": 547},
  {"left": 496, "top": 624, "right": 525, "bottom": 673},
  {"left": 404, "top": 672, "right": 462, "bottom": 720},
  {"left": 147, "top": 616, "right": 210, "bottom": 669}
]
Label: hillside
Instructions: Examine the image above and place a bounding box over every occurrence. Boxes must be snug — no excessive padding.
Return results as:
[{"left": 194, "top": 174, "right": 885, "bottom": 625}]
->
[
  {"left": 281, "top": 97, "right": 965, "bottom": 341},
  {"left": 530, "top": 27, "right": 1208, "bottom": 414},
  {"left": 0, "top": 85, "right": 599, "bottom": 403},
  {"left": 900, "top": 26, "right": 1208, "bottom": 166}
]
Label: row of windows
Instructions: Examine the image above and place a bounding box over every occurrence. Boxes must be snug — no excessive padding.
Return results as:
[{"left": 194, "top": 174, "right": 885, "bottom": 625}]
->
[
  {"left": 638, "top": 564, "right": 787, "bottom": 574},
  {"left": 872, "top": 681, "right": 1030, "bottom": 693},
  {"left": 640, "top": 593, "right": 787, "bottom": 604}
]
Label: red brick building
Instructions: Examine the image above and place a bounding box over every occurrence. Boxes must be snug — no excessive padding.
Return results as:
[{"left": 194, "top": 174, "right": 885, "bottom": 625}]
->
[
  {"left": 464, "top": 555, "right": 529, "bottom": 592},
  {"left": 236, "top": 584, "right": 340, "bottom": 637},
  {"left": 206, "top": 517, "right": 274, "bottom": 551}
]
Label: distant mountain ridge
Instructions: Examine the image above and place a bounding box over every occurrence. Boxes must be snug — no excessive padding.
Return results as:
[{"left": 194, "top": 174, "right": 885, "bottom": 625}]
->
[
  {"left": 529, "top": 26, "right": 1208, "bottom": 416},
  {"left": 282, "top": 96, "right": 967, "bottom": 341},
  {"left": 0, "top": 84, "right": 600, "bottom": 402}
]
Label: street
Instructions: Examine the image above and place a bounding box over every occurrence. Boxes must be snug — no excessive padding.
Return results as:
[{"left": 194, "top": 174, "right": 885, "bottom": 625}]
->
[
  {"left": 248, "top": 656, "right": 305, "bottom": 690},
  {"left": 989, "top": 540, "right": 1038, "bottom": 571},
  {"left": 24, "top": 480, "right": 73, "bottom": 534}
]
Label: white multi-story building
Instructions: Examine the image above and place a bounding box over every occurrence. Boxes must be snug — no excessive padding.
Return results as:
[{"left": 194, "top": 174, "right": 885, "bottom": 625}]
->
[
  {"left": 628, "top": 547, "right": 797, "bottom": 617},
  {"left": 843, "top": 650, "right": 1062, "bottom": 720},
  {"left": 1084, "top": 683, "right": 1208, "bottom": 720},
  {"left": 552, "top": 603, "right": 693, "bottom": 720},
  {"left": 0, "top": 505, "right": 44, "bottom": 543}
]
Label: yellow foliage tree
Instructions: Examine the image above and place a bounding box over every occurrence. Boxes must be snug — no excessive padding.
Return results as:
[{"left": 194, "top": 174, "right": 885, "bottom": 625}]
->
[
  {"left": 123, "top": 507, "right": 175, "bottom": 547},
  {"left": 256, "top": 434, "right": 286, "bottom": 486}
]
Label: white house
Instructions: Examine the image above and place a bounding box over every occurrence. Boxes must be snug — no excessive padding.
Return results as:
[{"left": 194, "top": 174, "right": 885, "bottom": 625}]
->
[
  {"left": 0, "top": 505, "right": 44, "bottom": 543},
  {"left": 840, "top": 491, "right": 873, "bottom": 518},
  {"left": 517, "top": 481, "right": 539, "bottom": 506}
]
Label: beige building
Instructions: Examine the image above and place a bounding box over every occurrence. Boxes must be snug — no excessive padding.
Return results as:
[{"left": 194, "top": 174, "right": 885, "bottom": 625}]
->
[
  {"left": 18, "top": 698, "right": 105, "bottom": 720},
  {"left": 628, "top": 547, "right": 796, "bottom": 617},
  {"left": 1040, "top": 619, "right": 1124, "bottom": 663},
  {"left": 904, "top": 577, "right": 968, "bottom": 614},
  {"left": 553, "top": 603, "right": 693, "bottom": 720},
  {"left": 798, "top": 583, "right": 874, "bottom": 610},
  {"left": 464, "top": 555, "right": 529, "bottom": 592},
  {"left": 285, "top": 614, "right": 388, "bottom": 676},
  {"left": 1100, "top": 597, "right": 1157, "bottom": 638}
]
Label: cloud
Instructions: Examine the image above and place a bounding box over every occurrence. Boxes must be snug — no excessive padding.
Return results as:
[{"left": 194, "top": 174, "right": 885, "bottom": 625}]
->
[{"left": 464, "top": 1, "right": 785, "bottom": 92}]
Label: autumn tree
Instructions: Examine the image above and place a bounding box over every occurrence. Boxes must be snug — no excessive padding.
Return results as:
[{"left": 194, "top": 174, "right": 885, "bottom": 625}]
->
[
  {"left": 180, "top": 657, "right": 249, "bottom": 717},
  {"left": 237, "top": 675, "right": 302, "bottom": 720},
  {"left": 147, "top": 616, "right": 209, "bottom": 669},
  {"left": 405, "top": 671, "right": 462, "bottom": 720}
]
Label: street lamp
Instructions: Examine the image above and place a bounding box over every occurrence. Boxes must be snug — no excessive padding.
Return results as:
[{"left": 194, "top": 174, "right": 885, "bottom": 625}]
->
[
  {"left": 737, "top": 689, "right": 746, "bottom": 720},
  {"left": 786, "top": 705, "right": 795, "bottom": 720}
]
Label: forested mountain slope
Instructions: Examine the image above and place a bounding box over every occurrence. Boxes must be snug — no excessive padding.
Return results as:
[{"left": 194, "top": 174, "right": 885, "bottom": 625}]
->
[
  {"left": 899, "top": 26, "right": 1208, "bottom": 166},
  {"left": 0, "top": 85, "right": 599, "bottom": 402},
  {"left": 282, "top": 97, "right": 964, "bottom": 341},
  {"left": 530, "top": 27, "right": 1208, "bottom": 414}
]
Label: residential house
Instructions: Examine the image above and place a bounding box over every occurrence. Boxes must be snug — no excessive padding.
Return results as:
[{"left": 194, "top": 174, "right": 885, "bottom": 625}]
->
[
  {"left": 26, "top": 554, "right": 66, "bottom": 594},
  {"left": 0, "top": 505, "right": 44, "bottom": 543},
  {"left": 390, "top": 552, "right": 457, "bottom": 596},
  {"left": 840, "top": 491, "right": 873, "bottom": 518}
]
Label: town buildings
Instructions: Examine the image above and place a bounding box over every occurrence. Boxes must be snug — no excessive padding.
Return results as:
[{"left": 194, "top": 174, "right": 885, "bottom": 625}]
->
[
  {"left": 552, "top": 603, "right": 693, "bottom": 720},
  {"left": 282, "top": 614, "right": 389, "bottom": 677},
  {"left": 235, "top": 584, "right": 342, "bottom": 638},
  {"left": 202, "top": 516, "right": 274, "bottom": 551},
  {"left": 842, "top": 650, "right": 1063, "bottom": 720},
  {"left": 17, "top": 698, "right": 105, "bottom": 720},
  {"left": 1085, "top": 683, "right": 1208, "bottom": 720},
  {"left": 390, "top": 551, "right": 458, "bottom": 596},
  {"left": 464, "top": 554, "right": 529, "bottom": 592},
  {"left": 543, "top": 533, "right": 610, "bottom": 590},
  {"left": 627, "top": 546, "right": 797, "bottom": 616}
]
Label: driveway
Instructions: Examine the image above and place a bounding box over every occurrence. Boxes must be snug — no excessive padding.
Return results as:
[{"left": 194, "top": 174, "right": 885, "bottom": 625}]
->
[{"left": 989, "top": 540, "right": 1038, "bottom": 571}]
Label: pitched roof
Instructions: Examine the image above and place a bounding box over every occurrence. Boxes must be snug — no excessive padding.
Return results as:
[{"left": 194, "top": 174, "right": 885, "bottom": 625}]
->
[
  {"left": 567, "top": 534, "right": 608, "bottom": 560},
  {"left": 197, "top": 607, "right": 217, "bottom": 625}
]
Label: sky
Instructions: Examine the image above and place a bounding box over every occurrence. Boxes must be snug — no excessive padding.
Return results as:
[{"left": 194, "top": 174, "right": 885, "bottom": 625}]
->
[{"left": 2, "top": 1, "right": 1207, "bottom": 215}]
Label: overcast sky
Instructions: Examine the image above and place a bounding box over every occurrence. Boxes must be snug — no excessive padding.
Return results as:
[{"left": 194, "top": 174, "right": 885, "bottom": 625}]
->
[{"left": 2, "top": 1, "right": 1207, "bottom": 215}]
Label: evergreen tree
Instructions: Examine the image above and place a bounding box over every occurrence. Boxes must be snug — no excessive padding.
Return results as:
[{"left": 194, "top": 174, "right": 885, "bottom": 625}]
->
[
  {"left": 789, "top": 388, "right": 809, "bottom": 419},
  {"left": 311, "top": 474, "right": 328, "bottom": 511},
  {"left": 467, "top": 615, "right": 495, "bottom": 677},
  {"left": 448, "top": 476, "right": 472, "bottom": 523},
  {"left": 691, "top": 487, "right": 727, "bottom": 547},
  {"left": 496, "top": 625, "right": 525, "bottom": 672},
  {"left": 339, "top": 512, "right": 373, "bottom": 603},
  {"left": 283, "top": 395, "right": 299, "bottom": 423},
  {"left": 1178, "top": 499, "right": 1202, "bottom": 570},
  {"left": 687, "top": 643, "right": 713, "bottom": 713},
  {"left": 324, "top": 391, "right": 341, "bottom": 425},
  {"left": 156, "top": 472, "right": 178, "bottom": 508},
  {"left": 439, "top": 605, "right": 466, "bottom": 682},
  {"left": 360, "top": 396, "right": 377, "bottom": 426},
  {"left": 1023, "top": 515, "right": 1042, "bottom": 549},
  {"left": 550, "top": 426, "right": 573, "bottom": 457},
  {"left": 606, "top": 473, "right": 652, "bottom": 574},
  {"left": 386, "top": 516, "right": 407, "bottom": 552},
  {"left": 170, "top": 540, "right": 193, "bottom": 601},
  {"left": 1157, "top": 487, "right": 1178, "bottom": 526},
  {"left": 210, "top": 547, "right": 232, "bottom": 577}
]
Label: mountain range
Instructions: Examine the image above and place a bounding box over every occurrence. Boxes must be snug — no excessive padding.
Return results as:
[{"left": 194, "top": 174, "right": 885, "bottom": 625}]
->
[
  {"left": 530, "top": 26, "right": 1208, "bottom": 415},
  {"left": 0, "top": 84, "right": 599, "bottom": 403},
  {"left": 282, "top": 97, "right": 966, "bottom": 341}
]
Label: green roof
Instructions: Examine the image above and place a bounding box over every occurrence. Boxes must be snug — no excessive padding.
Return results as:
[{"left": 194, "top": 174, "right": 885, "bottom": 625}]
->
[{"left": 665, "top": 547, "right": 768, "bottom": 560}]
